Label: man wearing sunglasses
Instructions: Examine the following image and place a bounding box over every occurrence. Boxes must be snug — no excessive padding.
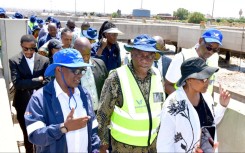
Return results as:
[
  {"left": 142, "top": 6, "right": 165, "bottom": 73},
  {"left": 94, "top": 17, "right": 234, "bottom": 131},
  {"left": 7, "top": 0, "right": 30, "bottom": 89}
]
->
[
  {"left": 24, "top": 48, "right": 100, "bottom": 153},
  {"left": 165, "top": 28, "right": 223, "bottom": 95},
  {"left": 9, "top": 34, "right": 50, "bottom": 153}
]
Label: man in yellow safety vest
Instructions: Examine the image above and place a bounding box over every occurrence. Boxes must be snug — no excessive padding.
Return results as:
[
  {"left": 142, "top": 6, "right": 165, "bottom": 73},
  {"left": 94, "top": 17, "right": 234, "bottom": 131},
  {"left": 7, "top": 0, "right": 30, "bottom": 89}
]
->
[{"left": 97, "top": 34, "right": 165, "bottom": 152}]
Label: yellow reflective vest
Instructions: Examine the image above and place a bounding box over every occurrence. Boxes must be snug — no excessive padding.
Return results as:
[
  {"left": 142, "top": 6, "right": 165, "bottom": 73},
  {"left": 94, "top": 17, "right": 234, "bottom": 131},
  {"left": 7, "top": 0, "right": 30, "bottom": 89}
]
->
[{"left": 110, "top": 65, "right": 165, "bottom": 146}]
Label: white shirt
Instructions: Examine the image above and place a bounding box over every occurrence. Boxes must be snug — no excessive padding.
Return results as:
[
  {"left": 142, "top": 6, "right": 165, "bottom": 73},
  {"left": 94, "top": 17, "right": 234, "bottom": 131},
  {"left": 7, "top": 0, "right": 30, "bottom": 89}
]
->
[
  {"left": 81, "top": 60, "right": 99, "bottom": 110},
  {"left": 157, "top": 87, "right": 226, "bottom": 152},
  {"left": 165, "top": 47, "right": 199, "bottom": 83},
  {"left": 24, "top": 52, "right": 35, "bottom": 75},
  {"left": 54, "top": 79, "right": 88, "bottom": 153}
]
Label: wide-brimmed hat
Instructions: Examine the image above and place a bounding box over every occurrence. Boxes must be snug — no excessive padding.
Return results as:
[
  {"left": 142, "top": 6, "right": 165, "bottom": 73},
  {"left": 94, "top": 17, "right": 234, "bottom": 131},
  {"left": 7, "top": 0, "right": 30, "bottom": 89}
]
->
[
  {"left": 44, "top": 48, "right": 92, "bottom": 76},
  {"left": 202, "top": 28, "right": 223, "bottom": 45},
  {"left": 12, "top": 12, "right": 23, "bottom": 19},
  {"left": 83, "top": 28, "right": 98, "bottom": 40},
  {"left": 124, "top": 34, "right": 161, "bottom": 53},
  {"left": 177, "top": 57, "right": 219, "bottom": 87}
]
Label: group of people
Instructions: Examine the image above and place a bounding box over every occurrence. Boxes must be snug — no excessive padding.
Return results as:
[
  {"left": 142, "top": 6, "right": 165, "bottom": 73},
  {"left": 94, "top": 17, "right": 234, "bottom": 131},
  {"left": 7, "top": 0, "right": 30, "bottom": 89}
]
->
[{"left": 7, "top": 11, "right": 231, "bottom": 153}]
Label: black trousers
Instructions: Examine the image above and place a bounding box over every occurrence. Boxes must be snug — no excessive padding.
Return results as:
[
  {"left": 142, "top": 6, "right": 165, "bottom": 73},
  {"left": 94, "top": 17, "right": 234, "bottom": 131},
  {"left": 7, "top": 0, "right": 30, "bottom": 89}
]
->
[{"left": 16, "top": 108, "right": 34, "bottom": 153}]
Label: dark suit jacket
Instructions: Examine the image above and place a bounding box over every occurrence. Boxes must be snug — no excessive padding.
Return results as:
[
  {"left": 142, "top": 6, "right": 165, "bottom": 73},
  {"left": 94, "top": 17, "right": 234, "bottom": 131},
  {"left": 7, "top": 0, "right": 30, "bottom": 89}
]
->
[
  {"left": 91, "top": 58, "right": 108, "bottom": 99},
  {"left": 9, "top": 52, "right": 49, "bottom": 111},
  {"left": 161, "top": 55, "right": 172, "bottom": 80}
]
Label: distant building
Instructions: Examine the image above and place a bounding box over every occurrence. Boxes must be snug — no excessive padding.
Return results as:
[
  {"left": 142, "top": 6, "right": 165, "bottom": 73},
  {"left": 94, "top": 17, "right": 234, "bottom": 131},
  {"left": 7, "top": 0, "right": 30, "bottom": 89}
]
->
[
  {"left": 132, "top": 9, "right": 150, "bottom": 18},
  {"left": 156, "top": 13, "right": 176, "bottom": 20}
]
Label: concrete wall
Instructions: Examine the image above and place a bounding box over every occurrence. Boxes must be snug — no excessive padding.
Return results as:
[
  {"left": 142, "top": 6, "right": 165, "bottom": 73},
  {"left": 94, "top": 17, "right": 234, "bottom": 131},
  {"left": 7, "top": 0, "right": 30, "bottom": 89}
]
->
[
  {"left": 0, "top": 19, "right": 28, "bottom": 91},
  {"left": 214, "top": 93, "right": 245, "bottom": 152},
  {"left": 0, "top": 67, "right": 18, "bottom": 152},
  {"left": 59, "top": 20, "right": 245, "bottom": 52}
]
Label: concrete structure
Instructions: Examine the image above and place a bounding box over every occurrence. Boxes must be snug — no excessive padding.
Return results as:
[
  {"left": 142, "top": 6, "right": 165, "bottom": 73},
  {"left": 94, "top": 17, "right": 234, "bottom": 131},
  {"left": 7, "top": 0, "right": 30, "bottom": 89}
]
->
[{"left": 0, "top": 19, "right": 245, "bottom": 152}]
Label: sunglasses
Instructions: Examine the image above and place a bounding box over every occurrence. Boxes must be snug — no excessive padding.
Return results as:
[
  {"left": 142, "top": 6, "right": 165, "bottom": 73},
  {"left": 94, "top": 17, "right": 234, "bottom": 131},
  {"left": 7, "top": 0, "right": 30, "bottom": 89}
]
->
[
  {"left": 204, "top": 40, "right": 220, "bottom": 53},
  {"left": 65, "top": 67, "right": 87, "bottom": 75},
  {"left": 22, "top": 46, "right": 37, "bottom": 52}
]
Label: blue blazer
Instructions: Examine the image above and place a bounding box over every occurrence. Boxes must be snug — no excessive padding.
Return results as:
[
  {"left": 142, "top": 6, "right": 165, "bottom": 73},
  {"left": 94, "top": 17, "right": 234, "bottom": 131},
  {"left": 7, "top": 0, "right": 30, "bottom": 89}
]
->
[{"left": 25, "top": 80, "right": 100, "bottom": 153}]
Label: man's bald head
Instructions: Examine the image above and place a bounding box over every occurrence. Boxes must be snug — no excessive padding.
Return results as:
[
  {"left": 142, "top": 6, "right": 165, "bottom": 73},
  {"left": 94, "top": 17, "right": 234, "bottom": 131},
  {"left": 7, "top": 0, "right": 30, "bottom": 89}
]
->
[
  {"left": 66, "top": 19, "right": 76, "bottom": 31},
  {"left": 74, "top": 37, "right": 91, "bottom": 51},
  {"left": 48, "top": 23, "right": 57, "bottom": 37},
  {"left": 153, "top": 36, "right": 164, "bottom": 46},
  {"left": 74, "top": 37, "right": 91, "bottom": 63}
]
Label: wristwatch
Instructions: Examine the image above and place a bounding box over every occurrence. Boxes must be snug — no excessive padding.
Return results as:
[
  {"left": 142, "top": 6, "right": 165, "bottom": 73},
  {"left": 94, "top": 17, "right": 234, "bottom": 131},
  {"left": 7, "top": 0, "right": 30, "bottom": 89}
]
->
[{"left": 60, "top": 123, "right": 68, "bottom": 134}]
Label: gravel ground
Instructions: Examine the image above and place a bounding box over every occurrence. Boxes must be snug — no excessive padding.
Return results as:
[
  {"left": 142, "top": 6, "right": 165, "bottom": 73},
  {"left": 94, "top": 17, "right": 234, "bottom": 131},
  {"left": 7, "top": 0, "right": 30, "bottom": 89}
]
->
[
  {"left": 215, "top": 55, "right": 245, "bottom": 94},
  {"left": 165, "top": 45, "right": 245, "bottom": 94}
]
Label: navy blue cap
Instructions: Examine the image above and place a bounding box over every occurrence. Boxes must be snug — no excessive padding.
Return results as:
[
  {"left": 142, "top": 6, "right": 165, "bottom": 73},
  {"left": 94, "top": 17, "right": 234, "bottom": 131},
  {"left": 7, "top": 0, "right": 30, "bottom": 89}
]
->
[
  {"left": 30, "top": 15, "right": 37, "bottom": 23},
  {"left": 45, "top": 48, "right": 92, "bottom": 76},
  {"left": 202, "top": 28, "right": 223, "bottom": 45},
  {"left": 12, "top": 12, "right": 23, "bottom": 19},
  {"left": 83, "top": 28, "right": 98, "bottom": 40},
  {"left": 0, "top": 8, "right": 6, "bottom": 15},
  {"left": 37, "top": 18, "right": 44, "bottom": 25},
  {"left": 124, "top": 34, "right": 161, "bottom": 53}
]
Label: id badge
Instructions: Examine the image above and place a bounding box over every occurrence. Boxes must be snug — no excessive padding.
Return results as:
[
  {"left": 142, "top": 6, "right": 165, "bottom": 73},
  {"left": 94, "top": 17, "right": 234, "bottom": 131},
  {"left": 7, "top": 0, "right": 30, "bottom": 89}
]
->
[{"left": 153, "top": 92, "right": 164, "bottom": 103}]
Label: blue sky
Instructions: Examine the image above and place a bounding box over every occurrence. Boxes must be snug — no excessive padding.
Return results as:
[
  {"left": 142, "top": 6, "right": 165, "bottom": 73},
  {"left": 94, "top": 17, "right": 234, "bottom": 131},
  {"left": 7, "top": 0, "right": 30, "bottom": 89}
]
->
[{"left": 0, "top": 0, "right": 244, "bottom": 18}]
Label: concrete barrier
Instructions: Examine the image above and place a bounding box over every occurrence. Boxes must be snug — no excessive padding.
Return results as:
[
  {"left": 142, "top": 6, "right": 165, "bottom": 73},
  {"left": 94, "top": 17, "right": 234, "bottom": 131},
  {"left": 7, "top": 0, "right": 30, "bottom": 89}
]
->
[
  {"left": 0, "top": 68, "right": 18, "bottom": 152},
  {"left": 214, "top": 93, "right": 245, "bottom": 152}
]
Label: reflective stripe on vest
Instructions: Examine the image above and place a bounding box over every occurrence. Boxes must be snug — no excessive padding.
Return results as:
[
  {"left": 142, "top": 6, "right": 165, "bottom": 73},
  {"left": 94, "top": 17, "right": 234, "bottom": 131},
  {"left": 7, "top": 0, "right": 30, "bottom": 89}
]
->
[{"left": 111, "top": 65, "right": 164, "bottom": 146}]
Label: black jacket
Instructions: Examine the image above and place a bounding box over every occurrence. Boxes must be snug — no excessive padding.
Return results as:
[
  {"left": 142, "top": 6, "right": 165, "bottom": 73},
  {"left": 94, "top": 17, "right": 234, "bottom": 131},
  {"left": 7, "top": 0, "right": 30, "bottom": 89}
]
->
[{"left": 9, "top": 52, "right": 49, "bottom": 110}]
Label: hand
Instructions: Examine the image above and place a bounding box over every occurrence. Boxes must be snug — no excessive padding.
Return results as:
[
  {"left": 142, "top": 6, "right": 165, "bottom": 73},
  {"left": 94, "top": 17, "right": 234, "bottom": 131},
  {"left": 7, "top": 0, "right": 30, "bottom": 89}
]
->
[
  {"left": 38, "top": 76, "right": 44, "bottom": 82},
  {"left": 219, "top": 83, "right": 231, "bottom": 107},
  {"left": 194, "top": 142, "right": 219, "bottom": 153},
  {"left": 64, "top": 108, "right": 91, "bottom": 132},
  {"left": 100, "top": 144, "right": 109, "bottom": 153},
  {"left": 100, "top": 38, "right": 107, "bottom": 49}
]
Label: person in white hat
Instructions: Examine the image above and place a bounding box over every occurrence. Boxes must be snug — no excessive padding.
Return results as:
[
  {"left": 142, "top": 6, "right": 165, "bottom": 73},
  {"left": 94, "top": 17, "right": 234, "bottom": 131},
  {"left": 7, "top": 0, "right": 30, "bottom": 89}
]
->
[{"left": 91, "top": 21, "right": 123, "bottom": 72}]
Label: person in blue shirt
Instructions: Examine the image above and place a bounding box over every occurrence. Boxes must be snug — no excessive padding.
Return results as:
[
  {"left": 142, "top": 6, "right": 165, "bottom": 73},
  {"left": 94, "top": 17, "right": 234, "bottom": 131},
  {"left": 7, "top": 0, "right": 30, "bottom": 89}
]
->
[
  {"left": 91, "top": 21, "right": 123, "bottom": 72},
  {"left": 37, "top": 23, "right": 59, "bottom": 49},
  {"left": 24, "top": 48, "right": 100, "bottom": 153}
]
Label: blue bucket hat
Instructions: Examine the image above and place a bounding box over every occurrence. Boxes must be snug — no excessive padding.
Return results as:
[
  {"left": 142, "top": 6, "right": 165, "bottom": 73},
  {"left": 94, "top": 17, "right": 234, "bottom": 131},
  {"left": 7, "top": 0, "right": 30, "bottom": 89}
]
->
[
  {"left": 0, "top": 8, "right": 6, "bottom": 15},
  {"left": 12, "top": 12, "right": 23, "bottom": 19},
  {"left": 83, "top": 28, "right": 98, "bottom": 40},
  {"left": 202, "top": 28, "right": 223, "bottom": 45},
  {"left": 44, "top": 48, "right": 92, "bottom": 76},
  {"left": 124, "top": 34, "right": 161, "bottom": 53}
]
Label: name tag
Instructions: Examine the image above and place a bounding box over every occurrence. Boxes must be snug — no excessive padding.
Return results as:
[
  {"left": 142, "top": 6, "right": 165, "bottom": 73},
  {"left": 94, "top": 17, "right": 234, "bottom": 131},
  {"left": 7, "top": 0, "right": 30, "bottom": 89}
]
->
[{"left": 153, "top": 92, "right": 164, "bottom": 103}]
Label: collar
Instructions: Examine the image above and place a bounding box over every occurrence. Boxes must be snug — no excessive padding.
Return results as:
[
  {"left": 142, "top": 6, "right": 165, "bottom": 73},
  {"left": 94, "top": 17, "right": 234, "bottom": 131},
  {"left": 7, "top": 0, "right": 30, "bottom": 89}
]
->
[
  {"left": 54, "top": 79, "right": 79, "bottom": 97},
  {"left": 128, "top": 61, "right": 156, "bottom": 80},
  {"left": 23, "top": 52, "right": 35, "bottom": 61}
]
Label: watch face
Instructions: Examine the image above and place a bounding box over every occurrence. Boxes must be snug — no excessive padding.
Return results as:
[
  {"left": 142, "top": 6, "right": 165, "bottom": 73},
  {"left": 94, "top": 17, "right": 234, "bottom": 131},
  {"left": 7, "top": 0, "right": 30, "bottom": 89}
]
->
[{"left": 61, "top": 127, "right": 68, "bottom": 133}]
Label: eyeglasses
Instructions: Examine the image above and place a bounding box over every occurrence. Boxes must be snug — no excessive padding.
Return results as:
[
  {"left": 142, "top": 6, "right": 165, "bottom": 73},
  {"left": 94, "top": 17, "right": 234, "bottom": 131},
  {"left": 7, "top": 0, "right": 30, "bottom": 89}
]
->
[
  {"left": 134, "top": 53, "right": 155, "bottom": 60},
  {"left": 197, "top": 78, "right": 211, "bottom": 84},
  {"left": 65, "top": 67, "right": 87, "bottom": 75},
  {"left": 22, "top": 46, "right": 36, "bottom": 52},
  {"left": 204, "top": 40, "right": 220, "bottom": 53}
]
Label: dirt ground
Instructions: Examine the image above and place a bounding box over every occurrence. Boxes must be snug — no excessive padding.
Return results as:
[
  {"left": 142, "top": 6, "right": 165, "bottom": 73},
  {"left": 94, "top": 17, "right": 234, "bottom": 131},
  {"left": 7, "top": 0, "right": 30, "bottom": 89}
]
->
[{"left": 215, "top": 55, "right": 245, "bottom": 94}]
